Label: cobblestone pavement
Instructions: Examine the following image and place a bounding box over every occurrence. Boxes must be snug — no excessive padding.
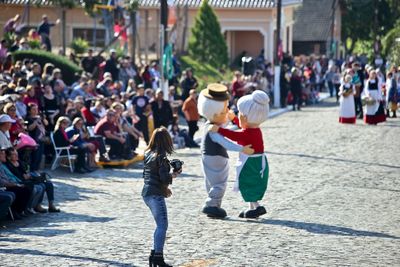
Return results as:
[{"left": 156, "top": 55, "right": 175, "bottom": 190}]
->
[{"left": 1, "top": 99, "right": 399, "bottom": 267}]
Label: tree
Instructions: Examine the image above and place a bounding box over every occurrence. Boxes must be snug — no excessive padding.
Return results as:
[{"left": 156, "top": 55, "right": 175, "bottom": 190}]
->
[
  {"left": 342, "top": 0, "right": 398, "bottom": 56},
  {"left": 188, "top": 0, "right": 228, "bottom": 67}
]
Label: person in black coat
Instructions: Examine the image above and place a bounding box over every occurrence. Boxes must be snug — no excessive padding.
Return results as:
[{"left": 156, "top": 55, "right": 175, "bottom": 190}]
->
[
  {"left": 104, "top": 50, "right": 119, "bottom": 81},
  {"left": 290, "top": 68, "right": 302, "bottom": 111},
  {"left": 151, "top": 89, "right": 173, "bottom": 129},
  {"left": 53, "top": 117, "right": 88, "bottom": 174}
]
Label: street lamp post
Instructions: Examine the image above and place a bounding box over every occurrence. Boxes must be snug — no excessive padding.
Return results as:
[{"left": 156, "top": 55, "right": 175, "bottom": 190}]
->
[{"left": 273, "top": 0, "right": 282, "bottom": 108}]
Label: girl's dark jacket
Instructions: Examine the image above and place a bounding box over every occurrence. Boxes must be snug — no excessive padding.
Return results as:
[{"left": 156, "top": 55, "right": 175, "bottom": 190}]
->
[{"left": 141, "top": 151, "right": 172, "bottom": 198}]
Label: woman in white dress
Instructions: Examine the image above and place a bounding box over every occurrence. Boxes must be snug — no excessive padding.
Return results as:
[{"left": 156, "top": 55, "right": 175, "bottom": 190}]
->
[
  {"left": 363, "top": 70, "right": 386, "bottom": 125},
  {"left": 339, "top": 74, "right": 356, "bottom": 124}
]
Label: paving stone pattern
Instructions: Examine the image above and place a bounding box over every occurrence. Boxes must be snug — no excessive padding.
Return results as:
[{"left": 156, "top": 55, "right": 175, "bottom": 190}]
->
[{"left": 0, "top": 99, "right": 399, "bottom": 267}]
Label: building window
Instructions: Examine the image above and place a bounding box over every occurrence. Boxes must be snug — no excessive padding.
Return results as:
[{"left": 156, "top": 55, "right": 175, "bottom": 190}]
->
[{"left": 73, "top": 28, "right": 106, "bottom": 47}]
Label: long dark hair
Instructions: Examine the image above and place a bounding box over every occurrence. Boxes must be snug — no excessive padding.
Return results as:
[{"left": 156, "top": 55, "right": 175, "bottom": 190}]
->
[{"left": 146, "top": 127, "right": 174, "bottom": 155}]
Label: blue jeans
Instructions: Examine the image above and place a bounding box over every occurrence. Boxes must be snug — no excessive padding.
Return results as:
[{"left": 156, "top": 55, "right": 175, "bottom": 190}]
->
[{"left": 143, "top": 195, "right": 168, "bottom": 253}]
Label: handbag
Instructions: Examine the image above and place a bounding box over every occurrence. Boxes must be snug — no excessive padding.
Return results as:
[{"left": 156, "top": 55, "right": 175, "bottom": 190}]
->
[{"left": 15, "top": 133, "right": 37, "bottom": 150}]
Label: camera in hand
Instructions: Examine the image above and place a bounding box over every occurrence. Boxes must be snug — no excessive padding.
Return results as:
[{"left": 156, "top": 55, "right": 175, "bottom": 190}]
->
[{"left": 170, "top": 159, "right": 184, "bottom": 172}]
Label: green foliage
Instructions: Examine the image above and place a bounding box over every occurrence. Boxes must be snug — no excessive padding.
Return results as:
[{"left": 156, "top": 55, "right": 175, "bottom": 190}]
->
[
  {"left": 382, "top": 23, "right": 400, "bottom": 57},
  {"left": 180, "top": 55, "right": 232, "bottom": 92},
  {"left": 342, "top": 0, "right": 397, "bottom": 55},
  {"left": 125, "top": 0, "right": 139, "bottom": 12},
  {"left": 70, "top": 38, "right": 89, "bottom": 55},
  {"left": 3, "top": 32, "right": 16, "bottom": 48},
  {"left": 28, "top": 39, "right": 42, "bottom": 50},
  {"left": 353, "top": 39, "right": 374, "bottom": 62},
  {"left": 12, "top": 50, "right": 82, "bottom": 85},
  {"left": 51, "top": 0, "right": 76, "bottom": 9},
  {"left": 387, "top": 43, "right": 400, "bottom": 66},
  {"left": 188, "top": 0, "right": 228, "bottom": 67}
]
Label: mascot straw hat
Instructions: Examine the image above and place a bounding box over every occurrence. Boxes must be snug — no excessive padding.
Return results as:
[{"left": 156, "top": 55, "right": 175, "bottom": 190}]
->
[{"left": 201, "top": 83, "right": 230, "bottom": 101}]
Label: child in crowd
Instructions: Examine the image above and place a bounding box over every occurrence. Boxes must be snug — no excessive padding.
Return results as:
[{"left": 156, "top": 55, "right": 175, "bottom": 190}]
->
[{"left": 338, "top": 74, "right": 356, "bottom": 124}]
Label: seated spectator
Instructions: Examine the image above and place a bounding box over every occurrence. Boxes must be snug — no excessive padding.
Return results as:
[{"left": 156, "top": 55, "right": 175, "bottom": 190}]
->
[
  {"left": 14, "top": 87, "right": 27, "bottom": 118},
  {"left": 23, "top": 85, "right": 40, "bottom": 107},
  {"left": 0, "top": 114, "right": 15, "bottom": 149},
  {"left": 151, "top": 89, "right": 173, "bottom": 129},
  {"left": 4, "top": 103, "right": 26, "bottom": 144},
  {"left": 168, "top": 115, "right": 199, "bottom": 148},
  {"left": 41, "top": 83, "right": 60, "bottom": 131},
  {"left": 53, "top": 116, "right": 88, "bottom": 174},
  {"left": 5, "top": 148, "right": 60, "bottom": 212},
  {"left": 94, "top": 109, "right": 132, "bottom": 160},
  {"left": 0, "top": 189, "right": 14, "bottom": 221},
  {"left": 90, "top": 99, "right": 106, "bottom": 120},
  {"left": 112, "top": 103, "right": 140, "bottom": 154},
  {"left": 66, "top": 117, "right": 98, "bottom": 170},
  {"left": 0, "top": 147, "right": 45, "bottom": 216},
  {"left": 70, "top": 81, "right": 89, "bottom": 100},
  {"left": 96, "top": 77, "right": 112, "bottom": 97},
  {"left": 81, "top": 99, "right": 98, "bottom": 127},
  {"left": 26, "top": 103, "right": 47, "bottom": 172}
]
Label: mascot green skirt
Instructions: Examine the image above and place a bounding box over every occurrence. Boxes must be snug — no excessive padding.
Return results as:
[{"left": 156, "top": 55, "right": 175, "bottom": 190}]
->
[{"left": 235, "top": 153, "right": 269, "bottom": 202}]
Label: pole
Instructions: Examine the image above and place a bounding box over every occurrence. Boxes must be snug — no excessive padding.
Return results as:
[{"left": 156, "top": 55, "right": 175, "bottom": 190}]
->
[
  {"left": 160, "top": 0, "right": 169, "bottom": 47},
  {"left": 61, "top": 8, "right": 66, "bottom": 55},
  {"left": 273, "top": 0, "right": 282, "bottom": 108},
  {"left": 145, "top": 10, "right": 149, "bottom": 63},
  {"left": 130, "top": 10, "right": 137, "bottom": 64},
  {"left": 93, "top": 14, "right": 97, "bottom": 51},
  {"left": 330, "top": 0, "right": 337, "bottom": 59}
]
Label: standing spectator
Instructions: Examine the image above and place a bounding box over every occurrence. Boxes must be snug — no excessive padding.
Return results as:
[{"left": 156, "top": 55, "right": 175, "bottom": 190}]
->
[
  {"left": 104, "top": 49, "right": 119, "bottom": 82},
  {"left": 81, "top": 48, "right": 98, "bottom": 76},
  {"left": 149, "top": 62, "right": 161, "bottom": 90},
  {"left": 151, "top": 89, "right": 173, "bottom": 129},
  {"left": 352, "top": 62, "right": 364, "bottom": 119},
  {"left": 3, "top": 14, "right": 20, "bottom": 35},
  {"left": 37, "top": 14, "right": 60, "bottom": 52},
  {"left": 280, "top": 66, "right": 289, "bottom": 108},
  {"left": 180, "top": 68, "right": 198, "bottom": 101},
  {"left": 0, "top": 40, "right": 8, "bottom": 68},
  {"left": 325, "top": 65, "right": 335, "bottom": 97},
  {"left": 290, "top": 68, "right": 302, "bottom": 111},
  {"left": 141, "top": 65, "right": 152, "bottom": 89},
  {"left": 386, "top": 72, "right": 397, "bottom": 118},
  {"left": 182, "top": 89, "right": 200, "bottom": 140},
  {"left": 131, "top": 85, "right": 150, "bottom": 144},
  {"left": 118, "top": 58, "right": 136, "bottom": 91},
  {"left": 332, "top": 67, "right": 341, "bottom": 102}
]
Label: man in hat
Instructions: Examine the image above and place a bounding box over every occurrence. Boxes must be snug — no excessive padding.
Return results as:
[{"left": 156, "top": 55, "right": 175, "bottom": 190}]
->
[
  {"left": 197, "top": 83, "right": 254, "bottom": 218},
  {"left": 0, "top": 114, "right": 15, "bottom": 149}
]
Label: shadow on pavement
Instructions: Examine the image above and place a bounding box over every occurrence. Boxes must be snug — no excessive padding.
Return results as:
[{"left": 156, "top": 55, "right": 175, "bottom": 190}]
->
[
  {"left": 0, "top": 248, "right": 137, "bottom": 267},
  {"left": 225, "top": 218, "right": 399, "bottom": 239},
  {"left": 265, "top": 150, "right": 400, "bottom": 169}
]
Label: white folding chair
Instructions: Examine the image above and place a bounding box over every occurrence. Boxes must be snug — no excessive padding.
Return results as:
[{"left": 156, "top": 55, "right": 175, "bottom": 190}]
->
[{"left": 50, "top": 132, "right": 77, "bottom": 173}]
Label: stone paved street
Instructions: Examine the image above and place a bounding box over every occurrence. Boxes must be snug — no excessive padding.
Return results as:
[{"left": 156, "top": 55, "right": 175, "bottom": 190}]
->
[{"left": 0, "top": 99, "right": 399, "bottom": 267}]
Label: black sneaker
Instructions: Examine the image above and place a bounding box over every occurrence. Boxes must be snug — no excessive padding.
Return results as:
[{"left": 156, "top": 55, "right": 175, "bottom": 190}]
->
[
  {"left": 256, "top": 206, "right": 267, "bottom": 216},
  {"left": 202, "top": 206, "right": 227, "bottom": 218}
]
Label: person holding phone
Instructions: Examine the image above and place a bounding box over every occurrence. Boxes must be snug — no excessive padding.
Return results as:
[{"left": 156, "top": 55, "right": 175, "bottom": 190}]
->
[{"left": 142, "top": 127, "right": 181, "bottom": 267}]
